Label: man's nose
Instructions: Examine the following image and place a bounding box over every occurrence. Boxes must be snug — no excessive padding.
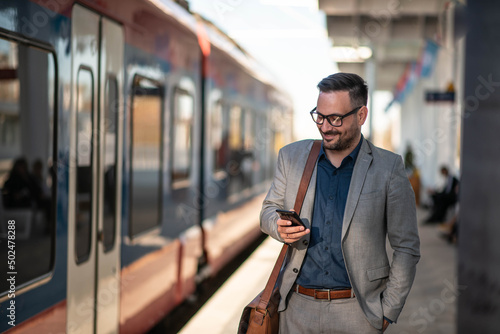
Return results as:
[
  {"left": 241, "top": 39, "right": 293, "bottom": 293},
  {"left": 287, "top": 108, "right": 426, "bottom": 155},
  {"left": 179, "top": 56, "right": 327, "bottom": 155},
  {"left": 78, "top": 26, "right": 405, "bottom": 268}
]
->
[{"left": 320, "top": 120, "right": 333, "bottom": 131}]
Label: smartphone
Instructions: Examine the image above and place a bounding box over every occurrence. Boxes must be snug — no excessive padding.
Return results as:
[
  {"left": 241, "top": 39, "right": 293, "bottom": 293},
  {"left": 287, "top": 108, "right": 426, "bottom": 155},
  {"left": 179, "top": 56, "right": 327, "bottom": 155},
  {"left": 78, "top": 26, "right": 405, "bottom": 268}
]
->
[{"left": 276, "top": 209, "right": 306, "bottom": 228}]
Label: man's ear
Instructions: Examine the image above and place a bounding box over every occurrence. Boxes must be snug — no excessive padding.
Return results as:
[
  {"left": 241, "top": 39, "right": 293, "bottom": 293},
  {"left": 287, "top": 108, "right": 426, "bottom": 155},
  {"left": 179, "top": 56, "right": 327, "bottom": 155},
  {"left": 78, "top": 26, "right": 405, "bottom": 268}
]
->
[{"left": 358, "top": 106, "right": 368, "bottom": 125}]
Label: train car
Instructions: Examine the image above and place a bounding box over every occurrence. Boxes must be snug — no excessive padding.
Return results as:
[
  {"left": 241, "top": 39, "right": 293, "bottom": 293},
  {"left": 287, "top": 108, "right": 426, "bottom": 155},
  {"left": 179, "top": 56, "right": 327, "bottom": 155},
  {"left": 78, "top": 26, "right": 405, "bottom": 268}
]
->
[{"left": 0, "top": 0, "right": 293, "bottom": 333}]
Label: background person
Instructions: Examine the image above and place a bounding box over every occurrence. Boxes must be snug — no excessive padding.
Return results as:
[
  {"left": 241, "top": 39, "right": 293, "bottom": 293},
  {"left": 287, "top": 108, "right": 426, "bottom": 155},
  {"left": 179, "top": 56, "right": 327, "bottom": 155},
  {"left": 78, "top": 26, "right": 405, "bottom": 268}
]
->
[{"left": 425, "top": 165, "right": 459, "bottom": 223}]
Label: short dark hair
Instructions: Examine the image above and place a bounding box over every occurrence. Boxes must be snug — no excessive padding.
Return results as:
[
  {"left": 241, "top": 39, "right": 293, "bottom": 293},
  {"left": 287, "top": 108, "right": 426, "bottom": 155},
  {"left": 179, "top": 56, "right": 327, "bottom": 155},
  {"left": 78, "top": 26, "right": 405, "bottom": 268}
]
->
[{"left": 317, "top": 73, "right": 368, "bottom": 108}]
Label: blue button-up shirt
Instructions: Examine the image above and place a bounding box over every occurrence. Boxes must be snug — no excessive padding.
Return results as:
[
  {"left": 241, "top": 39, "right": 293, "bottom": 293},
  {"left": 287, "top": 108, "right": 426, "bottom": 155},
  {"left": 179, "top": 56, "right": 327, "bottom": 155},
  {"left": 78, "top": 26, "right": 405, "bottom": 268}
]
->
[{"left": 296, "top": 136, "right": 363, "bottom": 289}]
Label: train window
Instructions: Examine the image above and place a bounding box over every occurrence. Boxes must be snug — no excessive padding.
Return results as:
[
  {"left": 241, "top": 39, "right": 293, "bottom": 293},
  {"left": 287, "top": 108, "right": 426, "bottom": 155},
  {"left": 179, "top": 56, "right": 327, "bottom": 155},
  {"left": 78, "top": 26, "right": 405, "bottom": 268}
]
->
[
  {"left": 0, "top": 39, "right": 56, "bottom": 294},
  {"left": 255, "top": 115, "right": 266, "bottom": 183},
  {"left": 241, "top": 111, "right": 255, "bottom": 188},
  {"left": 211, "top": 101, "right": 228, "bottom": 175},
  {"left": 103, "top": 75, "right": 118, "bottom": 251},
  {"left": 229, "top": 106, "right": 242, "bottom": 151},
  {"left": 171, "top": 88, "right": 193, "bottom": 188},
  {"left": 75, "top": 68, "right": 94, "bottom": 264},
  {"left": 243, "top": 112, "right": 254, "bottom": 151},
  {"left": 130, "top": 76, "right": 162, "bottom": 237},
  {"left": 227, "top": 106, "right": 243, "bottom": 196}
]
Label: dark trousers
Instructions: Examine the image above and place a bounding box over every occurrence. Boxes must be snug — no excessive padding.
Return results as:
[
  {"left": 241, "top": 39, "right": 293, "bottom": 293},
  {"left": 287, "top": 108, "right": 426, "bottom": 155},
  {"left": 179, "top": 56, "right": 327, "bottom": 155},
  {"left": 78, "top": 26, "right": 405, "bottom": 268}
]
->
[{"left": 429, "top": 192, "right": 457, "bottom": 222}]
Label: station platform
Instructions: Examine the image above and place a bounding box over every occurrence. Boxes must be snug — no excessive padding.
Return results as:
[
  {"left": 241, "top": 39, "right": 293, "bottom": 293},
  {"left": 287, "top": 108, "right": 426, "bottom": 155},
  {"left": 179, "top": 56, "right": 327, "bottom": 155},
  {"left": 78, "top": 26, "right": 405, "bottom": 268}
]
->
[{"left": 179, "top": 208, "right": 457, "bottom": 334}]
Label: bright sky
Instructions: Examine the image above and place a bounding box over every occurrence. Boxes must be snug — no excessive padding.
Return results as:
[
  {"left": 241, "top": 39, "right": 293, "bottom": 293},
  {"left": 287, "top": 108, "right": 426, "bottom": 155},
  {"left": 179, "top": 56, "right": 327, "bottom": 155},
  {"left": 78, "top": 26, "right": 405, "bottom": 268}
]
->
[{"left": 189, "top": 0, "right": 336, "bottom": 140}]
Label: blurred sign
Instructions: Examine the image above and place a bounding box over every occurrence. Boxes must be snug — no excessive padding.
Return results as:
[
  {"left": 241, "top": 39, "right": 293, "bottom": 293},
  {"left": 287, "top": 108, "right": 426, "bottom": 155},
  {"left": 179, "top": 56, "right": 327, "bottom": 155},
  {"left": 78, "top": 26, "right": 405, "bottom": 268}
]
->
[{"left": 425, "top": 91, "right": 455, "bottom": 102}]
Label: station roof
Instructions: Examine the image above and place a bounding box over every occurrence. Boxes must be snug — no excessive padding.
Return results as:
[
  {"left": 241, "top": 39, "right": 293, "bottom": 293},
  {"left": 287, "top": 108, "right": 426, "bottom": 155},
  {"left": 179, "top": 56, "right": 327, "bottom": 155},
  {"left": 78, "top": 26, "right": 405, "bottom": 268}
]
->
[{"left": 318, "top": 0, "right": 448, "bottom": 91}]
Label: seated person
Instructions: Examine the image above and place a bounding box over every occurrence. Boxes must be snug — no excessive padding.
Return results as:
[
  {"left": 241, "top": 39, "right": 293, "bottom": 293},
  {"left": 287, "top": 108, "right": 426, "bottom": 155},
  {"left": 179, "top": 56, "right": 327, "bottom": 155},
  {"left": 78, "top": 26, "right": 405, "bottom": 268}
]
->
[{"left": 425, "top": 166, "right": 459, "bottom": 223}]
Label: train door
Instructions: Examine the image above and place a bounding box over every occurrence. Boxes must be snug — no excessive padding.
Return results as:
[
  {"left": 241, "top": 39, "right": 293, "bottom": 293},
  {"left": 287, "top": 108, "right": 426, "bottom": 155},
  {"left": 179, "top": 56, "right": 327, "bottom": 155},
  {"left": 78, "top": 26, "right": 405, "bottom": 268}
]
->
[{"left": 67, "top": 5, "right": 124, "bottom": 333}]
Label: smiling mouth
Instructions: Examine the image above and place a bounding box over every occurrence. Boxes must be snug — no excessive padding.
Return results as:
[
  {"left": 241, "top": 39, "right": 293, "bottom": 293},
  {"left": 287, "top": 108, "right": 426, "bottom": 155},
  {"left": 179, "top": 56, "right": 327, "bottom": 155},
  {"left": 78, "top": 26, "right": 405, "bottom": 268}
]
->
[{"left": 322, "top": 132, "right": 340, "bottom": 140}]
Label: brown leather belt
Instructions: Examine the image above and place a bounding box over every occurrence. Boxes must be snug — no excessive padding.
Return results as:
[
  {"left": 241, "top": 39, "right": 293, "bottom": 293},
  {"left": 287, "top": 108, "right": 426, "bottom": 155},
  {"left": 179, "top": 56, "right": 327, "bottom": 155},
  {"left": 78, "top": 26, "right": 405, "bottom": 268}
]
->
[{"left": 294, "top": 284, "right": 354, "bottom": 300}]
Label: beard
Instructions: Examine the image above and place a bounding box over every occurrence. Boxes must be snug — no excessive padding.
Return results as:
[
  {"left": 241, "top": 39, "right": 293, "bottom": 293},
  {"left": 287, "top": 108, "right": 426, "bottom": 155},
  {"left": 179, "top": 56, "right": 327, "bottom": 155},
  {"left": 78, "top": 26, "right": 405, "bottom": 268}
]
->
[{"left": 320, "top": 121, "right": 360, "bottom": 152}]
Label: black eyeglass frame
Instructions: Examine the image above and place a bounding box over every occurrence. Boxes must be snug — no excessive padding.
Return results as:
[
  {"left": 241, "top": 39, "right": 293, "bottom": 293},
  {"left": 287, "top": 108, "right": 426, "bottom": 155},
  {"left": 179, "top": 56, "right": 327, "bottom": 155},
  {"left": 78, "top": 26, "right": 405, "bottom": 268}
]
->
[{"left": 310, "top": 106, "right": 363, "bottom": 127}]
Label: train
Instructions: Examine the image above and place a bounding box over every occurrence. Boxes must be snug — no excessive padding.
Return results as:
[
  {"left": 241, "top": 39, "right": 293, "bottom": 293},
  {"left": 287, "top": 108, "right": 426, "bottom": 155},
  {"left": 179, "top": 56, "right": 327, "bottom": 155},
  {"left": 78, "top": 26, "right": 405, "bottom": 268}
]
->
[{"left": 0, "top": 0, "right": 293, "bottom": 332}]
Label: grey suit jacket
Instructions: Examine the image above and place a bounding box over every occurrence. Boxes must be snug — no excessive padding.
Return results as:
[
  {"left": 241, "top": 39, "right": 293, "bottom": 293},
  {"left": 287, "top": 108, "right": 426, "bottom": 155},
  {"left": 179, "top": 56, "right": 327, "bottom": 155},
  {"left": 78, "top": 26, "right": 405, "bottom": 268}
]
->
[{"left": 260, "top": 139, "right": 420, "bottom": 330}]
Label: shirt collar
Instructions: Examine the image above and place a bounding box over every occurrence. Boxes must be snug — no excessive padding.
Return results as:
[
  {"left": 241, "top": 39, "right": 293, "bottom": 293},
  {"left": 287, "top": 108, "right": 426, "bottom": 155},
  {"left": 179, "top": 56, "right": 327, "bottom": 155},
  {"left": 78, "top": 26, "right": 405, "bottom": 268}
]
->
[{"left": 319, "top": 135, "right": 364, "bottom": 165}]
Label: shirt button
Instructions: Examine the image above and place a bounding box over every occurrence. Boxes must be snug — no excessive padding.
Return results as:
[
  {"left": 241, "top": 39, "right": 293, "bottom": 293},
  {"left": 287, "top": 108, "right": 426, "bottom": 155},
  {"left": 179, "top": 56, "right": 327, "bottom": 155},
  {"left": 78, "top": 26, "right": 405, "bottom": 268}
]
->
[
  {"left": 325, "top": 246, "right": 329, "bottom": 250},
  {"left": 329, "top": 196, "right": 333, "bottom": 200},
  {"left": 333, "top": 170, "right": 337, "bottom": 175},
  {"left": 293, "top": 268, "right": 299, "bottom": 273},
  {"left": 325, "top": 271, "right": 329, "bottom": 275},
  {"left": 326, "top": 221, "right": 331, "bottom": 225},
  {"left": 303, "top": 240, "right": 309, "bottom": 246}
]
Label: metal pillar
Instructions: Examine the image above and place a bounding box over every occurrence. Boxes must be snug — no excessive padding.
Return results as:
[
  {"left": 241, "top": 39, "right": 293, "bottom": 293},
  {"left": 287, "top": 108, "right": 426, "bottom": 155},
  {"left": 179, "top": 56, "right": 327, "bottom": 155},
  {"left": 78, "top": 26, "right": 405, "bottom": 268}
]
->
[{"left": 458, "top": 1, "right": 500, "bottom": 332}]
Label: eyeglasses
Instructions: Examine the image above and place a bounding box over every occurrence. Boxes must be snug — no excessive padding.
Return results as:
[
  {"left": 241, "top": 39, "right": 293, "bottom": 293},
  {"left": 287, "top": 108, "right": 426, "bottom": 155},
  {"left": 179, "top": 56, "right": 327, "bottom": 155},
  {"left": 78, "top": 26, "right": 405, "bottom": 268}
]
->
[{"left": 310, "top": 106, "right": 362, "bottom": 127}]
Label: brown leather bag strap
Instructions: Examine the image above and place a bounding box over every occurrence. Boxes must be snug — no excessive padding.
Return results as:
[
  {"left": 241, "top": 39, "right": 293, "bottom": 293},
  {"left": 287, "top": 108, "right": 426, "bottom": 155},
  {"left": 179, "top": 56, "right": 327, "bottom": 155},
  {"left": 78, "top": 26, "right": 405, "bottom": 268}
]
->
[
  {"left": 293, "top": 140, "right": 321, "bottom": 215},
  {"left": 254, "top": 140, "right": 321, "bottom": 319}
]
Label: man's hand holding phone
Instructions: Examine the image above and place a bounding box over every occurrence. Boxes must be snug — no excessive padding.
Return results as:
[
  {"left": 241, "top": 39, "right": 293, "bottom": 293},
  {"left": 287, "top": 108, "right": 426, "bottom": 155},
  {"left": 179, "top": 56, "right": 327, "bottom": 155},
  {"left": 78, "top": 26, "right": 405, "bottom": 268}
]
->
[{"left": 276, "top": 209, "right": 310, "bottom": 244}]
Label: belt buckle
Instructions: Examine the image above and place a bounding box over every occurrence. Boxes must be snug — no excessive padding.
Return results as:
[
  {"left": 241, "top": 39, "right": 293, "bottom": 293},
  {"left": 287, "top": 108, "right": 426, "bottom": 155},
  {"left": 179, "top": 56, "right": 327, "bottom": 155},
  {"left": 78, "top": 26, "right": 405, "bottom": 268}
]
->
[{"left": 314, "top": 289, "right": 331, "bottom": 301}]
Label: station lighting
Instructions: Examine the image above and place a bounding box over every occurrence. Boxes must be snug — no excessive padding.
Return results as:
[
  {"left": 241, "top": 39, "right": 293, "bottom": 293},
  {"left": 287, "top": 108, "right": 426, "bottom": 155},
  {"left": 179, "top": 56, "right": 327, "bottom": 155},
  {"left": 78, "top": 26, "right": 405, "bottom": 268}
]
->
[{"left": 331, "top": 46, "right": 373, "bottom": 63}]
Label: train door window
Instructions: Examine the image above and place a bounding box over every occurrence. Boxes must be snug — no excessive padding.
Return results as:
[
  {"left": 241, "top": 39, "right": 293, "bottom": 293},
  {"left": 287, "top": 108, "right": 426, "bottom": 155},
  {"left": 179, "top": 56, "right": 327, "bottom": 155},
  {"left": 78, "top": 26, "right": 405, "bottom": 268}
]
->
[
  {"left": 75, "top": 68, "right": 94, "bottom": 264},
  {"left": 130, "top": 76, "right": 162, "bottom": 237},
  {"left": 171, "top": 88, "right": 193, "bottom": 188},
  {"left": 0, "top": 38, "right": 56, "bottom": 294},
  {"left": 103, "top": 75, "right": 118, "bottom": 251}
]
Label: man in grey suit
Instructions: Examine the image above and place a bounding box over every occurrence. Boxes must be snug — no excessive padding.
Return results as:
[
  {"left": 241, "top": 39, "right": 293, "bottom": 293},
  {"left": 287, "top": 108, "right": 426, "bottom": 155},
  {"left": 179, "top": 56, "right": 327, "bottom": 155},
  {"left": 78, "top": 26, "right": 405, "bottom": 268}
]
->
[{"left": 260, "top": 73, "right": 420, "bottom": 333}]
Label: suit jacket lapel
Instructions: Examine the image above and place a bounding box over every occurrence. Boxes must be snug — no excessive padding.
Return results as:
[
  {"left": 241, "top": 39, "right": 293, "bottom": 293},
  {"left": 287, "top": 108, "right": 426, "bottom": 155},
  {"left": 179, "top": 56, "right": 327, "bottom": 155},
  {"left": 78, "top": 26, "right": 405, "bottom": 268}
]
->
[{"left": 341, "top": 139, "right": 373, "bottom": 240}]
